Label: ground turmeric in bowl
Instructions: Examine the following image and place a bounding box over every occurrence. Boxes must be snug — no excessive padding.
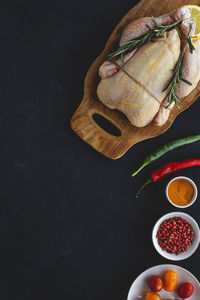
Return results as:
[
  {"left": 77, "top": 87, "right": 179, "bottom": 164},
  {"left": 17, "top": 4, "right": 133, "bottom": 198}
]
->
[{"left": 167, "top": 178, "right": 195, "bottom": 206}]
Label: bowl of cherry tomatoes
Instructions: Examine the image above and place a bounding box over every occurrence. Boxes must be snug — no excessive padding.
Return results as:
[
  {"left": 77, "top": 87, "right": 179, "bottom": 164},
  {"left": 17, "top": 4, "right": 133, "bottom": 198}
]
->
[{"left": 127, "top": 264, "right": 200, "bottom": 300}]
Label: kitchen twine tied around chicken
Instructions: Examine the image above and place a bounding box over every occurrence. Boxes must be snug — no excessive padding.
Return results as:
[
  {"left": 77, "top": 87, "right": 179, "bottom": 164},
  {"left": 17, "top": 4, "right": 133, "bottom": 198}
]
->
[{"left": 107, "top": 16, "right": 196, "bottom": 110}]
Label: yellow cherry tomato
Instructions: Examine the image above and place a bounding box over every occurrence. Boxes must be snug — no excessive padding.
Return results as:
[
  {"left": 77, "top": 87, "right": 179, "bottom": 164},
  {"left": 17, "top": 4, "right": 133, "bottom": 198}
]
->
[
  {"left": 163, "top": 270, "right": 178, "bottom": 292},
  {"left": 145, "top": 291, "right": 162, "bottom": 300}
]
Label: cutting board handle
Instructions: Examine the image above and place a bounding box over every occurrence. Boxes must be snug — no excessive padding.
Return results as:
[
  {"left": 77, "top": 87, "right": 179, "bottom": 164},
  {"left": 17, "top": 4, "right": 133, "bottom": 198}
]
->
[
  {"left": 92, "top": 112, "right": 121, "bottom": 137},
  {"left": 71, "top": 101, "right": 133, "bottom": 159}
]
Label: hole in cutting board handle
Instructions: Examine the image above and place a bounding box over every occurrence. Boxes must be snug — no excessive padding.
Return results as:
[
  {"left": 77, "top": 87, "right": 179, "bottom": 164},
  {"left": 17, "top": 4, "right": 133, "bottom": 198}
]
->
[{"left": 92, "top": 113, "right": 121, "bottom": 137}]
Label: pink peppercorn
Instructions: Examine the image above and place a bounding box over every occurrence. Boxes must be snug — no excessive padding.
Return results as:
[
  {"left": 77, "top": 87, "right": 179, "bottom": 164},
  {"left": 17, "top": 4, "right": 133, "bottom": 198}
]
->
[{"left": 156, "top": 217, "right": 195, "bottom": 255}]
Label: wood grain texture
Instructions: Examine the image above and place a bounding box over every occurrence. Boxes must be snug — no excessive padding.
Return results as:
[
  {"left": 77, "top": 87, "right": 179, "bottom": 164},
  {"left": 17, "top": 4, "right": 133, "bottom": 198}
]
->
[{"left": 71, "top": 0, "right": 200, "bottom": 159}]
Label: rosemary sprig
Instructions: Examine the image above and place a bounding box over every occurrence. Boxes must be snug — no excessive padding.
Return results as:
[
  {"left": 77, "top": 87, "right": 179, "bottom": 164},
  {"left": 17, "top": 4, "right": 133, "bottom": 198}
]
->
[
  {"left": 107, "top": 16, "right": 181, "bottom": 61},
  {"left": 163, "top": 44, "right": 187, "bottom": 109},
  {"left": 164, "top": 28, "right": 195, "bottom": 109},
  {"left": 187, "top": 35, "right": 195, "bottom": 53}
]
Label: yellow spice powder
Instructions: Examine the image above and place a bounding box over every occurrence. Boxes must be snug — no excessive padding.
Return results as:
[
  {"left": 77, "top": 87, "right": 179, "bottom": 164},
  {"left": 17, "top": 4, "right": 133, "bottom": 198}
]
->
[{"left": 168, "top": 179, "right": 194, "bottom": 206}]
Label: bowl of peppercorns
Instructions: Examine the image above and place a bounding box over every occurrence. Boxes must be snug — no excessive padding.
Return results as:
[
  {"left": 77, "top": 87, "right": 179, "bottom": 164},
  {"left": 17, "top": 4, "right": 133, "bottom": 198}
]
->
[{"left": 152, "top": 212, "right": 200, "bottom": 260}]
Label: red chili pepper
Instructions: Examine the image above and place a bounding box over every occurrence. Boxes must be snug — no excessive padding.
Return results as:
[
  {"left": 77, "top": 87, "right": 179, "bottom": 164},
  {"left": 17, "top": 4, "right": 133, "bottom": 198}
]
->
[{"left": 136, "top": 159, "right": 200, "bottom": 197}]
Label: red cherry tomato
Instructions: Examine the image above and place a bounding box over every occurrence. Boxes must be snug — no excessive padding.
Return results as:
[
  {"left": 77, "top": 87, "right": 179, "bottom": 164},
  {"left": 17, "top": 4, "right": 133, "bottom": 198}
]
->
[
  {"left": 148, "top": 275, "right": 163, "bottom": 292},
  {"left": 178, "top": 282, "right": 194, "bottom": 298}
]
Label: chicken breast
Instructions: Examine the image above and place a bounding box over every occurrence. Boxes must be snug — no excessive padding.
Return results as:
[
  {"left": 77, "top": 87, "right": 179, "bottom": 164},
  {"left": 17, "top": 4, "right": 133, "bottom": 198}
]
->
[{"left": 97, "top": 29, "right": 181, "bottom": 127}]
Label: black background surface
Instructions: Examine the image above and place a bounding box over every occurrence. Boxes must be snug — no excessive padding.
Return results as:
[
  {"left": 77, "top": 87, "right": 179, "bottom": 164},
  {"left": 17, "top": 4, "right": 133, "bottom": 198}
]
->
[{"left": 1, "top": 0, "right": 200, "bottom": 299}]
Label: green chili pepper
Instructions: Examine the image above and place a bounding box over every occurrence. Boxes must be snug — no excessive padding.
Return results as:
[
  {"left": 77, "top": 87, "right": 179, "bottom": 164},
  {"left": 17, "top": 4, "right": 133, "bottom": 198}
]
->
[{"left": 132, "top": 134, "right": 200, "bottom": 177}]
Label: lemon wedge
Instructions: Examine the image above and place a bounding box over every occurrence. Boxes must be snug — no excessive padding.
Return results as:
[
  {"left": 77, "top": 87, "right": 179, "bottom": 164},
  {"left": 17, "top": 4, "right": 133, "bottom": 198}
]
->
[{"left": 182, "top": 5, "right": 200, "bottom": 41}]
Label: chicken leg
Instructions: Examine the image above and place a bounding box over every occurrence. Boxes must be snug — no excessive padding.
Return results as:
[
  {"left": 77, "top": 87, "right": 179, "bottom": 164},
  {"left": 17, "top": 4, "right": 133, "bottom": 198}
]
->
[{"left": 120, "top": 7, "right": 190, "bottom": 44}]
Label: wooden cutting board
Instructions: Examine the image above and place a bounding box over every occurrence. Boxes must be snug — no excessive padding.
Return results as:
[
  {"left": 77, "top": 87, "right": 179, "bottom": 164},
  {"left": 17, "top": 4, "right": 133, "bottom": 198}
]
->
[{"left": 71, "top": 0, "right": 200, "bottom": 159}]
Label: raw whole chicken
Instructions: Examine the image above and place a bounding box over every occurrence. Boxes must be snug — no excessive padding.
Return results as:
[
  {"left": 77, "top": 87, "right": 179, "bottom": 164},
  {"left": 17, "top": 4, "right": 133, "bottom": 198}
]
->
[{"left": 97, "top": 8, "right": 200, "bottom": 127}]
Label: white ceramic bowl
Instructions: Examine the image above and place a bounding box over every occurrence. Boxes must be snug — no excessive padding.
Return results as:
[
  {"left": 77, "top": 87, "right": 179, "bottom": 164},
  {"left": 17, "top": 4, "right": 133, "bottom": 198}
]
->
[
  {"left": 166, "top": 176, "right": 197, "bottom": 208},
  {"left": 127, "top": 264, "right": 200, "bottom": 300},
  {"left": 152, "top": 212, "right": 200, "bottom": 261}
]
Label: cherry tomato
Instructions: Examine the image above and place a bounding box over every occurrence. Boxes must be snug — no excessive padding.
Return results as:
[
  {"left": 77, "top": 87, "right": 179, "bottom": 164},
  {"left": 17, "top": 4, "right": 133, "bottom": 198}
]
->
[
  {"left": 148, "top": 275, "right": 163, "bottom": 292},
  {"left": 163, "top": 270, "right": 178, "bottom": 292},
  {"left": 145, "top": 291, "right": 162, "bottom": 300},
  {"left": 177, "top": 282, "right": 194, "bottom": 298}
]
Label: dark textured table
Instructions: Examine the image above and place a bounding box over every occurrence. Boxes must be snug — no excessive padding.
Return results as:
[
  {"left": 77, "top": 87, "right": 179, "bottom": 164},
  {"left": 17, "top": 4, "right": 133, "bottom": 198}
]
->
[{"left": 2, "top": 1, "right": 200, "bottom": 299}]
